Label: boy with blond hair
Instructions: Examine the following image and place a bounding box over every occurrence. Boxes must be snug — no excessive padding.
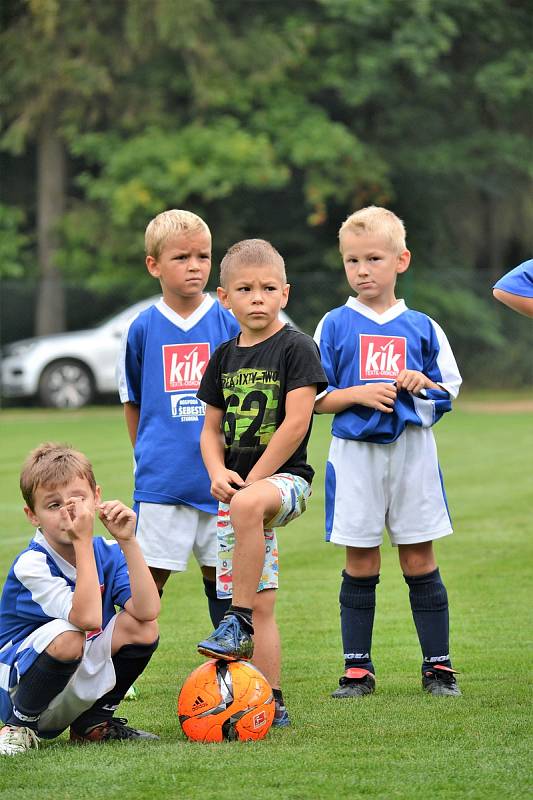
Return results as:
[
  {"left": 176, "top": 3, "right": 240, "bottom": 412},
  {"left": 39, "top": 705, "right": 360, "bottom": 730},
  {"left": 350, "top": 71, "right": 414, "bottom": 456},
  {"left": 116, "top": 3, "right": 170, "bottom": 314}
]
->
[
  {"left": 117, "top": 210, "right": 239, "bottom": 623},
  {"left": 314, "top": 206, "right": 463, "bottom": 698},
  {"left": 196, "top": 239, "right": 327, "bottom": 725},
  {"left": 0, "top": 443, "right": 160, "bottom": 755}
]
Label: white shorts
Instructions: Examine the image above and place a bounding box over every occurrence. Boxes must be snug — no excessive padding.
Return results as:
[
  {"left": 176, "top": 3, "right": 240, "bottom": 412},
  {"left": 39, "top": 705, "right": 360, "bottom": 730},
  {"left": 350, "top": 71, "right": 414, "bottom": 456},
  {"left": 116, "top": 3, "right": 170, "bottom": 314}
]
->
[
  {"left": 325, "top": 428, "right": 452, "bottom": 547},
  {"left": 8, "top": 615, "right": 119, "bottom": 738},
  {"left": 136, "top": 502, "right": 217, "bottom": 572}
]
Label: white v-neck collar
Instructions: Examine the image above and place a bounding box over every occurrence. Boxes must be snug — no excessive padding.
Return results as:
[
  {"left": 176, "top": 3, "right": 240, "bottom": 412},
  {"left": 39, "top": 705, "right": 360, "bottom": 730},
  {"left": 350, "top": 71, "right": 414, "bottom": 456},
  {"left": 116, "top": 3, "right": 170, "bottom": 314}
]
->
[
  {"left": 156, "top": 295, "right": 215, "bottom": 331},
  {"left": 34, "top": 530, "right": 77, "bottom": 580},
  {"left": 346, "top": 296, "right": 407, "bottom": 325}
]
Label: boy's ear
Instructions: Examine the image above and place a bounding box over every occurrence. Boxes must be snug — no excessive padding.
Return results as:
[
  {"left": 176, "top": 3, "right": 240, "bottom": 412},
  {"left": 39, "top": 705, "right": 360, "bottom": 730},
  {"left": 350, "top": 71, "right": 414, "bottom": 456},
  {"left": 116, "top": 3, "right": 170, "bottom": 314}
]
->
[
  {"left": 95, "top": 485, "right": 102, "bottom": 505},
  {"left": 24, "top": 506, "right": 39, "bottom": 529},
  {"left": 280, "top": 283, "right": 290, "bottom": 309},
  {"left": 396, "top": 249, "right": 411, "bottom": 274},
  {"left": 146, "top": 255, "right": 161, "bottom": 278},
  {"left": 217, "top": 286, "right": 230, "bottom": 309}
]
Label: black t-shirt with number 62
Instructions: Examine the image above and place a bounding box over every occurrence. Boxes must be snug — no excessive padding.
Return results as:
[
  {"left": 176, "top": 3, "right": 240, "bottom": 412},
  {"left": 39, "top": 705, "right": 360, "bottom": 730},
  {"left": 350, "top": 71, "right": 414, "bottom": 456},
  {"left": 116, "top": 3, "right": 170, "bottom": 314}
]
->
[{"left": 197, "top": 325, "right": 328, "bottom": 484}]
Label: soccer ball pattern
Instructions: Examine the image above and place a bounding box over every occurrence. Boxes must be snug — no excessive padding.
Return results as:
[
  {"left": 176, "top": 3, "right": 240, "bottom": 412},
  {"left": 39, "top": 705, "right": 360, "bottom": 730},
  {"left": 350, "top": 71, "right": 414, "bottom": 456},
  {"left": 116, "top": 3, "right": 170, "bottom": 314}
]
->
[{"left": 178, "top": 659, "right": 275, "bottom": 742}]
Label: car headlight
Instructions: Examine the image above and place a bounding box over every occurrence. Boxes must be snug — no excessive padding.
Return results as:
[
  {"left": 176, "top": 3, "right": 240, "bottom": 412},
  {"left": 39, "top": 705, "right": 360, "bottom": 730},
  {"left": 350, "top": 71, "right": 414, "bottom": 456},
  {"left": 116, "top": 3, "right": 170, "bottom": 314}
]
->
[{"left": 2, "top": 340, "right": 39, "bottom": 358}]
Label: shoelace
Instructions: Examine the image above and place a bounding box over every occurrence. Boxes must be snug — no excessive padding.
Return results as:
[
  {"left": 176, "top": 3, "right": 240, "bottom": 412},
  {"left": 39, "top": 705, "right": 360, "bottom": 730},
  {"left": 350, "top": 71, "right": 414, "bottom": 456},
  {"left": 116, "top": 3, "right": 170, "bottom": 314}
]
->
[
  {"left": 426, "top": 671, "right": 456, "bottom": 685},
  {"left": 215, "top": 617, "right": 241, "bottom": 638},
  {"left": 100, "top": 717, "right": 138, "bottom": 740},
  {"left": 1, "top": 726, "right": 38, "bottom": 750}
]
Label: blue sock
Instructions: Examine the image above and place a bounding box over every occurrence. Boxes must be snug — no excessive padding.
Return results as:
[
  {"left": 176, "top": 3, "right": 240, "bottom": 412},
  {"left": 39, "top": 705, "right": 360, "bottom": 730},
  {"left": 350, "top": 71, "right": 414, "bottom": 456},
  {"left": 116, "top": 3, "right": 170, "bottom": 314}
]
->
[
  {"left": 339, "top": 570, "right": 379, "bottom": 674},
  {"left": 404, "top": 568, "right": 452, "bottom": 673},
  {"left": 203, "top": 577, "right": 231, "bottom": 628}
]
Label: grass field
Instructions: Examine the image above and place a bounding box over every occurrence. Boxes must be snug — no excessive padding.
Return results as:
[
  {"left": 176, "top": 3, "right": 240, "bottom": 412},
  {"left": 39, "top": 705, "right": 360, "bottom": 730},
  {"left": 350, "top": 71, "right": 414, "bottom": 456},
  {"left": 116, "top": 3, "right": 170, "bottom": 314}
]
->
[{"left": 0, "top": 396, "right": 532, "bottom": 799}]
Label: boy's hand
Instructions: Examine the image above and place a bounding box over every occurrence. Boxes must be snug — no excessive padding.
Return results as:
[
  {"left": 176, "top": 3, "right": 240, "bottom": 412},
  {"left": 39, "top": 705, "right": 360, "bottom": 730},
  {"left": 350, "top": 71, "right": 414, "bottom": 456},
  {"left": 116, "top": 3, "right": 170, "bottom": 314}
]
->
[
  {"left": 98, "top": 500, "right": 136, "bottom": 543},
  {"left": 355, "top": 382, "right": 397, "bottom": 413},
  {"left": 396, "top": 369, "right": 429, "bottom": 395},
  {"left": 60, "top": 496, "right": 94, "bottom": 542},
  {"left": 210, "top": 470, "right": 245, "bottom": 504}
]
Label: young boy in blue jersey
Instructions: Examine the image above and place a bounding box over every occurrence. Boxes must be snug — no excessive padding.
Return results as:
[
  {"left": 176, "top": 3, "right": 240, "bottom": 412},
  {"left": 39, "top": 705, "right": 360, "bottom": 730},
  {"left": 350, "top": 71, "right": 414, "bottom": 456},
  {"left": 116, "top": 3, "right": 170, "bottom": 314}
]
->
[
  {"left": 314, "top": 206, "right": 463, "bottom": 698},
  {"left": 118, "top": 210, "right": 240, "bottom": 626},
  {"left": 493, "top": 259, "right": 533, "bottom": 318},
  {"left": 0, "top": 443, "right": 160, "bottom": 755},
  {"left": 196, "top": 239, "right": 327, "bottom": 726}
]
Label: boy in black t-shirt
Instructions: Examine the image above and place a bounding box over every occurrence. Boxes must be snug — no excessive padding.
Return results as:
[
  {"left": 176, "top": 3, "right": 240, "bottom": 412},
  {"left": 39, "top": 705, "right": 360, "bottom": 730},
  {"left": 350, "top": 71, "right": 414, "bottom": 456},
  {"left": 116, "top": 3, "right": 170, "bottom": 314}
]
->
[{"left": 197, "top": 239, "right": 327, "bottom": 726}]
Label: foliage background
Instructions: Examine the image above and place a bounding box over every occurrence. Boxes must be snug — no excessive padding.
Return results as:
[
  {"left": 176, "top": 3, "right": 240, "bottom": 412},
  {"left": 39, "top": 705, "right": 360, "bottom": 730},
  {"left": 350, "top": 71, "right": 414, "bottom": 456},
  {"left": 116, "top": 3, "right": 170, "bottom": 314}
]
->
[{"left": 1, "top": 0, "right": 532, "bottom": 384}]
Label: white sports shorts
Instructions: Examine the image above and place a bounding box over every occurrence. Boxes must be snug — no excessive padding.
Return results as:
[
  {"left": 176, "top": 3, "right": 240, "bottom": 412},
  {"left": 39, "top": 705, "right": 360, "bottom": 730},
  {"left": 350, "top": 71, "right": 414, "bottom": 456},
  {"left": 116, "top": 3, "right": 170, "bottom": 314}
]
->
[
  {"left": 325, "top": 427, "right": 453, "bottom": 547},
  {"left": 136, "top": 502, "right": 217, "bottom": 572},
  {"left": 8, "top": 614, "right": 119, "bottom": 738}
]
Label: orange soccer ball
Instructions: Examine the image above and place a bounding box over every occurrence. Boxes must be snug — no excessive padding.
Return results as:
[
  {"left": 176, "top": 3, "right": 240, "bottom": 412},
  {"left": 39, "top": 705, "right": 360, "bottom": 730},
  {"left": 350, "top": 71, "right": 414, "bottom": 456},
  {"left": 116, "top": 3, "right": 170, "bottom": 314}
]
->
[{"left": 178, "top": 659, "right": 275, "bottom": 742}]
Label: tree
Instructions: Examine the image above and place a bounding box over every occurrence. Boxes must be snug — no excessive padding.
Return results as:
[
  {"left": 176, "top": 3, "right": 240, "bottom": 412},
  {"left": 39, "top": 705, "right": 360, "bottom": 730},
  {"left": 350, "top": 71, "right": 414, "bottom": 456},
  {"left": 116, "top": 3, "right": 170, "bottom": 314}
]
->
[{"left": 1, "top": 0, "right": 532, "bottom": 383}]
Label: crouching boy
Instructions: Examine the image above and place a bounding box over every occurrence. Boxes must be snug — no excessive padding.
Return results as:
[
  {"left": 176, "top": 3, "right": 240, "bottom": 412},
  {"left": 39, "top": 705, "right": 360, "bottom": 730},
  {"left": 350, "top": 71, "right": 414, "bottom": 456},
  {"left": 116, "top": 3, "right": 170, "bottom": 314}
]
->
[{"left": 0, "top": 443, "right": 160, "bottom": 755}]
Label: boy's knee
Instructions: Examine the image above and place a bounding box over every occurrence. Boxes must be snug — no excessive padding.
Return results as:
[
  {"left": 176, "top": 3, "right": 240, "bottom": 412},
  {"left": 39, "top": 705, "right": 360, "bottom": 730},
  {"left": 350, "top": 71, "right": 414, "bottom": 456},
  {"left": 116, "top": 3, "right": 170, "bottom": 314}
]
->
[
  {"left": 115, "top": 611, "right": 159, "bottom": 643},
  {"left": 229, "top": 489, "right": 264, "bottom": 522},
  {"left": 399, "top": 543, "right": 436, "bottom": 575},
  {"left": 46, "top": 630, "right": 85, "bottom": 661},
  {"left": 131, "top": 618, "right": 159, "bottom": 644}
]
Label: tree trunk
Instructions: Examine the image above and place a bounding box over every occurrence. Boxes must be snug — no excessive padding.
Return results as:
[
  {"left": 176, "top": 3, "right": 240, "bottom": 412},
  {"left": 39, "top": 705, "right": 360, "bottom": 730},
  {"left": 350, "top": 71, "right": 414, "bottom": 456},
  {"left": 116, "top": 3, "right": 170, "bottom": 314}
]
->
[{"left": 36, "top": 112, "right": 66, "bottom": 335}]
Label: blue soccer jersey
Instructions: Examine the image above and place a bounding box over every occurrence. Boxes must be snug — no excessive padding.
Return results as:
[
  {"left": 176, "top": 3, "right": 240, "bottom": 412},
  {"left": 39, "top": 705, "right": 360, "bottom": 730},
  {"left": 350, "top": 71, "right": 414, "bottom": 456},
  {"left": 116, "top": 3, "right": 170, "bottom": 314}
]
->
[
  {"left": 0, "top": 531, "right": 131, "bottom": 722},
  {"left": 493, "top": 259, "right": 533, "bottom": 298},
  {"left": 117, "top": 295, "right": 240, "bottom": 513},
  {"left": 314, "top": 297, "right": 462, "bottom": 444}
]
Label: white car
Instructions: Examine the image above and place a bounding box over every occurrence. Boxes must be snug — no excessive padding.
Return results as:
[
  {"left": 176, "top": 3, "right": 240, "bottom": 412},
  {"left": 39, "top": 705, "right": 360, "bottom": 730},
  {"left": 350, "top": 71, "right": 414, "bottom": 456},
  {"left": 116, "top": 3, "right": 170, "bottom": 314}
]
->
[{"left": 1, "top": 296, "right": 295, "bottom": 408}]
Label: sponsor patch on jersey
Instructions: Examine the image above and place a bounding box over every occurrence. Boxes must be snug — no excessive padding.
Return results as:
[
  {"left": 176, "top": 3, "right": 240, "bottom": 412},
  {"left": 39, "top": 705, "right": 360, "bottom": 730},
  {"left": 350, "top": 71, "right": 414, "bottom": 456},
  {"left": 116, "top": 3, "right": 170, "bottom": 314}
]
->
[
  {"left": 359, "top": 334, "right": 406, "bottom": 379},
  {"left": 162, "top": 343, "right": 210, "bottom": 391},
  {"left": 171, "top": 392, "right": 206, "bottom": 422}
]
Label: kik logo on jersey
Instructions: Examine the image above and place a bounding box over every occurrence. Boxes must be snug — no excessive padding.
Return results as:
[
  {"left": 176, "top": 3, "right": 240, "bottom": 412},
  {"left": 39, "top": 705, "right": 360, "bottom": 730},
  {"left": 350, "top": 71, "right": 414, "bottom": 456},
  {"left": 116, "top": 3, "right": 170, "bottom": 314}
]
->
[
  {"left": 162, "top": 343, "right": 210, "bottom": 391},
  {"left": 359, "top": 334, "right": 406, "bottom": 380}
]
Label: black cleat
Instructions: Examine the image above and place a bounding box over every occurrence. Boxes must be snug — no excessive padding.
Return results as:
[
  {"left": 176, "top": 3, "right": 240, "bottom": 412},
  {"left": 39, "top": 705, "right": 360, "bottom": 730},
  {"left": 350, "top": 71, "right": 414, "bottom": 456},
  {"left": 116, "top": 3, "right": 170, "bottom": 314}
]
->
[
  {"left": 422, "top": 665, "right": 461, "bottom": 696},
  {"left": 331, "top": 667, "right": 376, "bottom": 698},
  {"left": 70, "top": 717, "right": 159, "bottom": 743}
]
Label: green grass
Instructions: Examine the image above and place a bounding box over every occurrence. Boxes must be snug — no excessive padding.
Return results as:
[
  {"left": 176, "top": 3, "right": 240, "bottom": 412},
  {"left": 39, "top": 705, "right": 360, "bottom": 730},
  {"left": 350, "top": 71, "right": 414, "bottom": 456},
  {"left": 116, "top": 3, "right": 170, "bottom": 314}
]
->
[{"left": 0, "top": 395, "right": 532, "bottom": 799}]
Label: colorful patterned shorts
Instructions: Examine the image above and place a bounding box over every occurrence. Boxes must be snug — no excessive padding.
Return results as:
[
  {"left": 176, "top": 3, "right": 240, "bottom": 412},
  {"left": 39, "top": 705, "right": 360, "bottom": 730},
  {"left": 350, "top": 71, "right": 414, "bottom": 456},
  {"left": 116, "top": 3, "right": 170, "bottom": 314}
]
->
[{"left": 216, "top": 473, "right": 311, "bottom": 599}]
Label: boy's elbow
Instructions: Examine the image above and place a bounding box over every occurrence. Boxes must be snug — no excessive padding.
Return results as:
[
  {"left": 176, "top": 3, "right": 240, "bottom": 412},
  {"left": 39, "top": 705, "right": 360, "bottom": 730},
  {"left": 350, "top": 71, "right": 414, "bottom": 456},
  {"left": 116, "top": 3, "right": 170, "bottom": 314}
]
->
[
  {"left": 70, "top": 612, "right": 103, "bottom": 631},
  {"left": 314, "top": 399, "right": 327, "bottom": 414},
  {"left": 127, "top": 597, "right": 161, "bottom": 622}
]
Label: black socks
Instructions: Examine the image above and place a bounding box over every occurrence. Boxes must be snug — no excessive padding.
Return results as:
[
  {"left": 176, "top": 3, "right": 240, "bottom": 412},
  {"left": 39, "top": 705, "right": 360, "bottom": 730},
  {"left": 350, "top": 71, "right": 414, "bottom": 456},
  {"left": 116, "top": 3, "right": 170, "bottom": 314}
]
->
[
  {"left": 8, "top": 651, "right": 81, "bottom": 730},
  {"left": 203, "top": 577, "right": 231, "bottom": 628},
  {"left": 404, "top": 567, "right": 452, "bottom": 672},
  {"left": 339, "top": 570, "right": 379, "bottom": 674},
  {"left": 71, "top": 637, "right": 159, "bottom": 734},
  {"left": 227, "top": 605, "right": 254, "bottom": 634}
]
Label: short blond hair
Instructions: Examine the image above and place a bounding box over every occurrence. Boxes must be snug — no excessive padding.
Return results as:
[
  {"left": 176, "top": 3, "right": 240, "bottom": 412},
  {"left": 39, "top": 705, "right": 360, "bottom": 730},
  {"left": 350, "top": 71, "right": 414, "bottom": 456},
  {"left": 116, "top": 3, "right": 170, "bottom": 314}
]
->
[
  {"left": 339, "top": 206, "right": 407, "bottom": 255},
  {"left": 219, "top": 239, "right": 287, "bottom": 288},
  {"left": 145, "top": 210, "right": 211, "bottom": 259},
  {"left": 20, "top": 443, "right": 97, "bottom": 511}
]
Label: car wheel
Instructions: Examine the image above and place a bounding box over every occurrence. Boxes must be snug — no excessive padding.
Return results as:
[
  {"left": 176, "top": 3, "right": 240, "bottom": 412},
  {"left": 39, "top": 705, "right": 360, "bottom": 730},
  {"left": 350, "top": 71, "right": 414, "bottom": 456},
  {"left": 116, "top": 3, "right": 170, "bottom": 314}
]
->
[{"left": 38, "top": 360, "right": 95, "bottom": 408}]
